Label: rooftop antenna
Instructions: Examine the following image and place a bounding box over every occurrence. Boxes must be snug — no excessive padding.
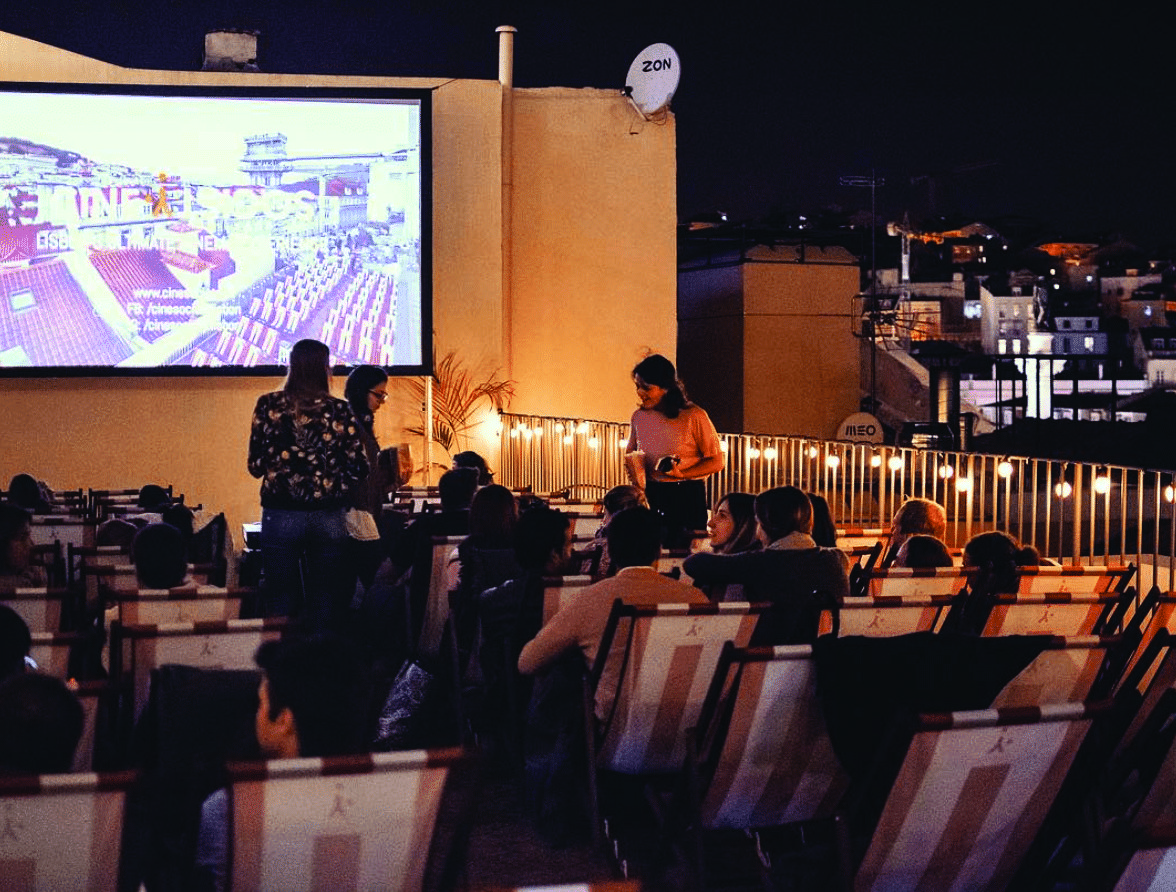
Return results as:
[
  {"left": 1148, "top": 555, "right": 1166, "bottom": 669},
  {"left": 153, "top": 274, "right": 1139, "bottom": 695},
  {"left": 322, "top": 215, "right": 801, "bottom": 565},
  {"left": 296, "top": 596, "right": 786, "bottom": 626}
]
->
[{"left": 623, "top": 43, "right": 681, "bottom": 119}]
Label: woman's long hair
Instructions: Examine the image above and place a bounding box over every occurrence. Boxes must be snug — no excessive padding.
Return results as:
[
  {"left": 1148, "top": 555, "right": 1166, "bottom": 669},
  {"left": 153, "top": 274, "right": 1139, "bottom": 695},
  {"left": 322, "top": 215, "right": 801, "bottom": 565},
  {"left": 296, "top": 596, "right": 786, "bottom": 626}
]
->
[
  {"left": 468, "top": 484, "right": 518, "bottom": 548},
  {"left": 633, "top": 354, "right": 689, "bottom": 419},
  {"left": 344, "top": 365, "right": 389, "bottom": 433},
  {"left": 283, "top": 339, "right": 332, "bottom": 403},
  {"left": 715, "top": 492, "right": 759, "bottom": 555}
]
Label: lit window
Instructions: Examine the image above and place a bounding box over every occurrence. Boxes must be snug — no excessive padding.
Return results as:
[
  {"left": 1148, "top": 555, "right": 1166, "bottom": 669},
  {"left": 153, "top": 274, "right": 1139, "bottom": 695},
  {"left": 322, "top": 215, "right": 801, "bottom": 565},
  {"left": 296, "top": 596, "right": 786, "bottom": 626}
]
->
[
  {"left": 998, "top": 339, "right": 1007, "bottom": 354},
  {"left": 1084, "top": 336, "right": 1095, "bottom": 351}
]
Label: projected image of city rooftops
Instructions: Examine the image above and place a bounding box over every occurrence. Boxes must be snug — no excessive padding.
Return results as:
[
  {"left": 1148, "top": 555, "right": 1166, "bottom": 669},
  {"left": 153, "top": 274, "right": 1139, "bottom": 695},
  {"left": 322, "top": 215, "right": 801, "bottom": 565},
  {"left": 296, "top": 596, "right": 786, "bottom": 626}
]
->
[{"left": 0, "top": 84, "right": 430, "bottom": 375}]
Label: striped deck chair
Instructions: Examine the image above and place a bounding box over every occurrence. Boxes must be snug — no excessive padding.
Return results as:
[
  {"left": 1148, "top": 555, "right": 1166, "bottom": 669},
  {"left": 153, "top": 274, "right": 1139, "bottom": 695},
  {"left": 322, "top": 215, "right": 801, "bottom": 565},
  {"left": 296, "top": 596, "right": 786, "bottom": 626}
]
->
[
  {"left": 656, "top": 549, "right": 695, "bottom": 585},
  {"left": 836, "top": 528, "right": 888, "bottom": 556},
  {"left": 226, "top": 749, "right": 466, "bottom": 892},
  {"left": 691, "top": 643, "right": 850, "bottom": 832},
  {"left": 822, "top": 594, "right": 953, "bottom": 637},
  {"left": 71, "top": 680, "right": 110, "bottom": 773},
  {"left": 843, "top": 700, "right": 1109, "bottom": 892},
  {"left": 988, "top": 635, "right": 1131, "bottom": 708},
  {"left": 859, "top": 567, "right": 972, "bottom": 600},
  {"left": 542, "top": 574, "right": 596, "bottom": 624},
  {"left": 590, "top": 601, "right": 764, "bottom": 776},
  {"left": 980, "top": 591, "right": 1127, "bottom": 637},
  {"left": 1, "top": 586, "right": 75, "bottom": 633},
  {"left": 1108, "top": 830, "right": 1176, "bottom": 891},
  {"left": 112, "top": 617, "right": 288, "bottom": 725},
  {"left": 28, "top": 514, "right": 90, "bottom": 550},
  {"left": 114, "top": 585, "right": 246, "bottom": 625},
  {"left": 1015, "top": 563, "right": 1136, "bottom": 595},
  {"left": 0, "top": 769, "right": 137, "bottom": 891}
]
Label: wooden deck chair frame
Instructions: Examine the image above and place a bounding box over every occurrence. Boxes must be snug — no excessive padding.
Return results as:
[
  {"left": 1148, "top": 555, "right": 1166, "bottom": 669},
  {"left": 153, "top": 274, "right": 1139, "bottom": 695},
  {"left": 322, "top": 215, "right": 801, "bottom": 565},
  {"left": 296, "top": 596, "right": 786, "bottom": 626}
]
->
[
  {"left": 836, "top": 699, "right": 1111, "bottom": 892},
  {"left": 685, "top": 642, "right": 852, "bottom": 890},
  {"left": 225, "top": 748, "right": 467, "bottom": 892},
  {"left": 27, "top": 630, "right": 83, "bottom": 677},
  {"left": 0, "top": 769, "right": 137, "bottom": 891},
  {"left": 1014, "top": 563, "right": 1137, "bottom": 595},
  {"left": 112, "top": 585, "right": 248, "bottom": 626},
  {"left": 583, "top": 600, "right": 765, "bottom": 842},
  {"left": 858, "top": 567, "right": 974, "bottom": 600},
  {"left": 414, "top": 535, "right": 465, "bottom": 659}
]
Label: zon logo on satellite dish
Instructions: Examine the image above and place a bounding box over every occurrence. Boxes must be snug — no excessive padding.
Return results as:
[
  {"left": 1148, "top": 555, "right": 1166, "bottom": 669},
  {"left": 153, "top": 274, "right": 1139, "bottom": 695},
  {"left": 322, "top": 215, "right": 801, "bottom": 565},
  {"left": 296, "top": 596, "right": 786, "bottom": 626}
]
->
[{"left": 625, "top": 43, "right": 681, "bottom": 118}]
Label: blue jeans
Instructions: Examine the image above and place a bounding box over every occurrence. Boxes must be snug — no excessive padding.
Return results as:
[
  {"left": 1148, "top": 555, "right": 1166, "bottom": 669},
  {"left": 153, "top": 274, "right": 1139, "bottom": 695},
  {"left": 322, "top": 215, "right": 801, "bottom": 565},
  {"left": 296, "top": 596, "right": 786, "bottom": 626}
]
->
[{"left": 260, "top": 506, "right": 350, "bottom": 631}]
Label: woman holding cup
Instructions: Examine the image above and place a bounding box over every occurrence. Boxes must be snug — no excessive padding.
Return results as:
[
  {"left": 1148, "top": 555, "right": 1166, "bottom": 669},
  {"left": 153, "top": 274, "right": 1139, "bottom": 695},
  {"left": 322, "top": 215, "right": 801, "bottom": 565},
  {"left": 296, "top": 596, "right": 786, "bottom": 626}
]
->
[{"left": 623, "top": 354, "right": 724, "bottom": 547}]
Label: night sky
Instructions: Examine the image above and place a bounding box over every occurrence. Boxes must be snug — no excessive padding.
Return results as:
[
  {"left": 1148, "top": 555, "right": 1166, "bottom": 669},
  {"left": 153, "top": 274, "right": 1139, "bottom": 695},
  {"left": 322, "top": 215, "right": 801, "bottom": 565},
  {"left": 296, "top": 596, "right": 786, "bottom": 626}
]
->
[{"left": 2, "top": 3, "right": 1172, "bottom": 247}]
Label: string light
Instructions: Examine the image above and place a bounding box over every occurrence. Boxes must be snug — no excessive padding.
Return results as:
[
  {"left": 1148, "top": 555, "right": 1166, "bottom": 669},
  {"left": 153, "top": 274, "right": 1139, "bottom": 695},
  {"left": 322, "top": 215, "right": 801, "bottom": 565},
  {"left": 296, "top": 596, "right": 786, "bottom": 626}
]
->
[
  {"left": 1093, "top": 474, "right": 1111, "bottom": 495},
  {"left": 938, "top": 465, "right": 955, "bottom": 479},
  {"left": 870, "top": 454, "right": 883, "bottom": 468},
  {"left": 1055, "top": 481, "right": 1072, "bottom": 498},
  {"left": 764, "top": 446, "right": 778, "bottom": 460},
  {"left": 825, "top": 454, "right": 840, "bottom": 469},
  {"left": 888, "top": 456, "right": 903, "bottom": 472},
  {"left": 997, "top": 459, "right": 1014, "bottom": 478},
  {"left": 956, "top": 477, "right": 972, "bottom": 493}
]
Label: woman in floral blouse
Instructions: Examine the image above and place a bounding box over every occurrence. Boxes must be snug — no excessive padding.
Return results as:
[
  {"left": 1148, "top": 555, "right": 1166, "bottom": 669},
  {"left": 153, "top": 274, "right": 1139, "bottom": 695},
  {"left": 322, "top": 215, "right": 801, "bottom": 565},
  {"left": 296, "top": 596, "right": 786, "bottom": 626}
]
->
[{"left": 248, "top": 339, "right": 368, "bottom": 629}]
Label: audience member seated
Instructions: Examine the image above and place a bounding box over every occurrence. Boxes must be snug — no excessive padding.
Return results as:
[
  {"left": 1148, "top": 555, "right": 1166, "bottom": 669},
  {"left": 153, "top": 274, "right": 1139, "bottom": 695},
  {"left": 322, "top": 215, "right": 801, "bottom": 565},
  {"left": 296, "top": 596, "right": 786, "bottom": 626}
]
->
[
  {"left": 0, "top": 504, "right": 46, "bottom": 588},
  {"left": 942, "top": 530, "right": 1038, "bottom": 635},
  {"left": 594, "top": 484, "right": 648, "bottom": 578},
  {"left": 195, "top": 634, "right": 372, "bottom": 892},
  {"left": 452, "top": 450, "right": 494, "bottom": 487},
  {"left": 95, "top": 518, "right": 139, "bottom": 549},
  {"left": 0, "top": 604, "right": 32, "bottom": 679},
  {"left": 133, "top": 522, "right": 190, "bottom": 590},
  {"left": 895, "top": 533, "right": 954, "bottom": 569},
  {"left": 882, "top": 497, "right": 947, "bottom": 568},
  {"left": 0, "top": 671, "right": 84, "bottom": 774},
  {"left": 696, "top": 492, "right": 759, "bottom": 601},
  {"left": 6, "top": 473, "right": 53, "bottom": 513},
  {"left": 451, "top": 484, "right": 520, "bottom": 654},
  {"left": 138, "top": 484, "right": 173, "bottom": 512},
  {"left": 518, "top": 506, "right": 705, "bottom": 723},
  {"left": 161, "top": 503, "right": 196, "bottom": 549},
  {"left": 808, "top": 492, "right": 838, "bottom": 548},
  {"left": 683, "top": 486, "right": 850, "bottom": 644},
  {"left": 477, "top": 506, "right": 573, "bottom": 748}
]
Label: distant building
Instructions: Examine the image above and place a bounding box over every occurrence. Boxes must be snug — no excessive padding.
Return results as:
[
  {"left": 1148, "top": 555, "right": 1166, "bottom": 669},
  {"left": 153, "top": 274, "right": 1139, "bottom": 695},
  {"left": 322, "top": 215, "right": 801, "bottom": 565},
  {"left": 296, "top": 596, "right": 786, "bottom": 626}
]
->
[{"left": 1133, "top": 327, "right": 1176, "bottom": 387}]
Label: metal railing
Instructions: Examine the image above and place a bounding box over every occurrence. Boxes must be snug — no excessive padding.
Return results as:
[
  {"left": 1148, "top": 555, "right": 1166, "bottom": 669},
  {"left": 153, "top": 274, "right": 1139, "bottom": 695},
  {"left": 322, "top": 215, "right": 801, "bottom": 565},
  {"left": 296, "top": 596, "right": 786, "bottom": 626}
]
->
[{"left": 499, "top": 412, "right": 1176, "bottom": 592}]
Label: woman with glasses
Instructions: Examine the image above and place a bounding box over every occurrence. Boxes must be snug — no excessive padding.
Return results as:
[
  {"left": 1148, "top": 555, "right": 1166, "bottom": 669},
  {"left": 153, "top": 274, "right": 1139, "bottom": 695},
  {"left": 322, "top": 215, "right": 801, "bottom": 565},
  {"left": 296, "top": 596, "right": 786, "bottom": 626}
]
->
[
  {"left": 343, "top": 364, "right": 399, "bottom": 593},
  {"left": 248, "top": 339, "right": 368, "bottom": 631}
]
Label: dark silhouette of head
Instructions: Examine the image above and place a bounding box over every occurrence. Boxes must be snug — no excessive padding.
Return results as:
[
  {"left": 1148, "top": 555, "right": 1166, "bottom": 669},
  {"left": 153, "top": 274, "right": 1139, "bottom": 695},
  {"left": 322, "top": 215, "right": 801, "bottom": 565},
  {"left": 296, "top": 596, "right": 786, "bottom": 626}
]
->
[
  {"left": 754, "top": 486, "right": 813, "bottom": 542},
  {"left": 0, "top": 605, "right": 31, "bottom": 680},
  {"left": 452, "top": 451, "right": 493, "bottom": 486},
  {"left": 284, "top": 338, "right": 331, "bottom": 399},
  {"left": 606, "top": 506, "right": 663, "bottom": 569},
  {"left": 0, "top": 672, "right": 84, "bottom": 775},
  {"left": 132, "top": 523, "right": 188, "bottom": 589},
  {"left": 439, "top": 468, "right": 479, "bottom": 511},
  {"left": 514, "top": 506, "right": 572, "bottom": 574}
]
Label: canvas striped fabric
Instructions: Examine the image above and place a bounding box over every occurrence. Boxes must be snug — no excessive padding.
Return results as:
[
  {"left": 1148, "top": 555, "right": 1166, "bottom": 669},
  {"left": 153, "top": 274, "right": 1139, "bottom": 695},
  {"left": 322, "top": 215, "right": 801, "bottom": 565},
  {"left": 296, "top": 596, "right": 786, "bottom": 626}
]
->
[
  {"left": 1014, "top": 564, "right": 1135, "bottom": 595},
  {"left": 980, "top": 592, "right": 1120, "bottom": 637},
  {"left": 26, "top": 631, "right": 80, "bottom": 677},
  {"left": 114, "top": 617, "right": 287, "bottom": 723},
  {"left": 697, "top": 644, "right": 850, "bottom": 829},
  {"left": 227, "top": 749, "right": 463, "bottom": 892},
  {"left": 824, "top": 594, "right": 954, "bottom": 637},
  {"left": 1111, "top": 832, "right": 1176, "bottom": 891},
  {"left": 0, "top": 587, "right": 72, "bottom": 634},
  {"left": 594, "top": 601, "right": 763, "bottom": 774},
  {"left": 419, "top": 536, "right": 465, "bottom": 658},
  {"left": 114, "top": 585, "right": 246, "bottom": 625},
  {"left": 987, "top": 635, "right": 1121, "bottom": 707},
  {"left": 0, "top": 769, "right": 136, "bottom": 892},
  {"left": 851, "top": 701, "right": 1106, "bottom": 892},
  {"left": 863, "top": 568, "right": 973, "bottom": 599}
]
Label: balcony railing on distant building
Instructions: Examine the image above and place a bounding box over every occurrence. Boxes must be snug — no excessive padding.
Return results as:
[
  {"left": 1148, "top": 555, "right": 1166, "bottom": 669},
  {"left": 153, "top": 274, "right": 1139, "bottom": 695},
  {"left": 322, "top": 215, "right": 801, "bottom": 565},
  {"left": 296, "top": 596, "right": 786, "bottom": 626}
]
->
[{"left": 499, "top": 412, "right": 1176, "bottom": 593}]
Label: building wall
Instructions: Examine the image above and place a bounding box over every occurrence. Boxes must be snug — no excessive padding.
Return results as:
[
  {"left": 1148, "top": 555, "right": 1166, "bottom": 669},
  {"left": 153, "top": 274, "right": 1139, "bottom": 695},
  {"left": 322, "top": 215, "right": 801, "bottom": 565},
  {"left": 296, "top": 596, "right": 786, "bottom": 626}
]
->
[
  {"left": 678, "top": 244, "right": 860, "bottom": 439},
  {"left": 0, "top": 31, "right": 676, "bottom": 549}
]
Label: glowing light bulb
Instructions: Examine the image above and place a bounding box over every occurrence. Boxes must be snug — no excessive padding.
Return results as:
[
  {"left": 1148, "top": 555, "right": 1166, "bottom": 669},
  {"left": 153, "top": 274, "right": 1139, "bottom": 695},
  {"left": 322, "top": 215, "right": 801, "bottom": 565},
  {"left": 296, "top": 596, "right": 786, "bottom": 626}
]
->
[
  {"left": 748, "top": 447, "right": 761, "bottom": 459},
  {"left": 956, "top": 477, "right": 972, "bottom": 493},
  {"left": 764, "top": 447, "right": 778, "bottom": 460},
  {"left": 719, "top": 440, "right": 729, "bottom": 453},
  {"left": 1165, "top": 485, "right": 1175, "bottom": 504},
  {"left": 553, "top": 422, "right": 564, "bottom": 434},
  {"left": 997, "top": 460, "right": 1014, "bottom": 478},
  {"left": 576, "top": 421, "right": 589, "bottom": 435},
  {"left": 938, "top": 465, "right": 954, "bottom": 479},
  {"left": 588, "top": 437, "right": 599, "bottom": 449},
  {"left": 1093, "top": 475, "right": 1111, "bottom": 495},
  {"left": 825, "top": 454, "right": 840, "bottom": 469},
  {"left": 532, "top": 426, "right": 543, "bottom": 437},
  {"left": 888, "top": 456, "right": 903, "bottom": 472},
  {"left": 870, "top": 455, "right": 883, "bottom": 468},
  {"left": 509, "top": 428, "right": 519, "bottom": 439},
  {"left": 562, "top": 435, "right": 573, "bottom": 445},
  {"left": 1055, "top": 481, "right": 1072, "bottom": 498},
  {"left": 807, "top": 446, "right": 819, "bottom": 459}
]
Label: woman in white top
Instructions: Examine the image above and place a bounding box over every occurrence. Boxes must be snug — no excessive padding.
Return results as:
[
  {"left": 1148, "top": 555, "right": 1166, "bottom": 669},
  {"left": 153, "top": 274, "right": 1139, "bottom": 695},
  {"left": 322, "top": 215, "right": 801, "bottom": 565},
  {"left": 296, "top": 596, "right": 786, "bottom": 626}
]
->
[{"left": 624, "top": 354, "right": 724, "bottom": 546}]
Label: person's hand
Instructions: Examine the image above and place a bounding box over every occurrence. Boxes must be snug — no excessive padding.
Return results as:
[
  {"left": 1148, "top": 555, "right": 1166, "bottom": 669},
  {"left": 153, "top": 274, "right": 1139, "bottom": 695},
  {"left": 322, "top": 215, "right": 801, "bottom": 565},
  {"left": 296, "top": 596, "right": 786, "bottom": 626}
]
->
[{"left": 651, "top": 465, "right": 685, "bottom": 482}]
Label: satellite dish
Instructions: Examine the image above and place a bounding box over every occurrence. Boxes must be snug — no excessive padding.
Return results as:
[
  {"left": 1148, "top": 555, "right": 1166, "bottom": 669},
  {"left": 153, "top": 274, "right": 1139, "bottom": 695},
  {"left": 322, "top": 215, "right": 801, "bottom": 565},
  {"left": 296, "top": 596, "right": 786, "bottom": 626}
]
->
[{"left": 624, "top": 43, "right": 680, "bottom": 117}]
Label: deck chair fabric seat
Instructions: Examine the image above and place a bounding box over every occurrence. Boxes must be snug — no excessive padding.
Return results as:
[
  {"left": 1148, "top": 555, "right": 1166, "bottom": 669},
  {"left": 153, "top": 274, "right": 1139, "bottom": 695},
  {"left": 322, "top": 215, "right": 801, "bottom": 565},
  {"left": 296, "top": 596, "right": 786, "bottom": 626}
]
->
[
  {"left": 987, "top": 634, "right": 1129, "bottom": 708},
  {"left": 591, "top": 601, "right": 764, "bottom": 775},
  {"left": 541, "top": 574, "right": 595, "bottom": 625},
  {"left": 1, "top": 587, "right": 74, "bottom": 634},
  {"left": 1110, "top": 831, "right": 1176, "bottom": 891},
  {"left": 981, "top": 591, "right": 1124, "bottom": 637},
  {"left": 114, "top": 585, "right": 246, "bottom": 625},
  {"left": 0, "top": 769, "right": 137, "bottom": 891},
  {"left": 27, "top": 631, "right": 81, "bottom": 677},
  {"left": 859, "top": 567, "right": 972, "bottom": 599},
  {"left": 846, "top": 701, "right": 1107, "bottom": 892},
  {"left": 812, "top": 633, "right": 1054, "bottom": 781},
  {"left": 225, "top": 749, "right": 465, "bottom": 892},
  {"left": 1014, "top": 564, "right": 1135, "bottom": 595},
  {"left": 693, "top": 643, "right": 850, "bottom": 831},
  {"left": 825, "top": 594, "right": 953, "bottom": 637}
]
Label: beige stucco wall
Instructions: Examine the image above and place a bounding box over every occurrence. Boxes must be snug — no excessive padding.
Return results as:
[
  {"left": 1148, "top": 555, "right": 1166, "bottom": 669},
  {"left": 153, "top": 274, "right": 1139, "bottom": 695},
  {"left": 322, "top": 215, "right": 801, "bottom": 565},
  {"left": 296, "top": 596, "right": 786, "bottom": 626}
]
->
[{"left": 0, "top": 31, "right": 677, "bottom": 550}]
